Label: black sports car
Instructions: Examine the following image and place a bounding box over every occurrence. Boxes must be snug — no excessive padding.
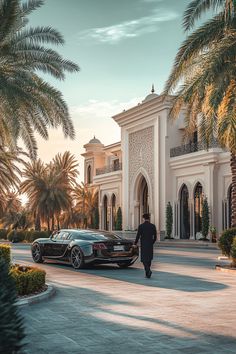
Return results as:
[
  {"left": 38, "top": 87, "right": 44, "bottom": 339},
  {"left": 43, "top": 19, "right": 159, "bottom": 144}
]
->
[{"left": 31, "top": 229, "right": 139, "bottom": 269}]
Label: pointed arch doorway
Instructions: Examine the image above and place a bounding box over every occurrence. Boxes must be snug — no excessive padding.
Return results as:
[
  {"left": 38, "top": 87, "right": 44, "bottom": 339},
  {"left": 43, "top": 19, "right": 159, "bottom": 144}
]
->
[
  {"left": 133, "top": 174, "right": 149, "bottom": 229},
  {"left": 180, "top": 184, "right": 190, "bottom": 239}
]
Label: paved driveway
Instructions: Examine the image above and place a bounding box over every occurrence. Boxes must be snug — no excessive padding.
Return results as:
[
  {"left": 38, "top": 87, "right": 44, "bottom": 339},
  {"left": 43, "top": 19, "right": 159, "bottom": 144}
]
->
[{"left": 12, "top": 246, "right": 236, "bottom": 354}]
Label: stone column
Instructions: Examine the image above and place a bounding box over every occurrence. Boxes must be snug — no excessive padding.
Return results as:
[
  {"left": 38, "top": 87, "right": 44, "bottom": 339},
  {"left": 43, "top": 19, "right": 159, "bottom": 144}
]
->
[
  {"left": 204, "top": 162, "right": 217, "bottom": 228},
  {"left": 189, "top": 198, "right": 194, "bottom": 239},
  {"left": 99, "top": 203, "right": 102, "bottom": 230}
]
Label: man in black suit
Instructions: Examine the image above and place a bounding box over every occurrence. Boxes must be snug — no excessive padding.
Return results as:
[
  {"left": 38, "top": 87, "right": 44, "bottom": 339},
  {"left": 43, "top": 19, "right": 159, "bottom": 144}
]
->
[{"left": 134, "top": 213, "right": 157, "bottom": 278}]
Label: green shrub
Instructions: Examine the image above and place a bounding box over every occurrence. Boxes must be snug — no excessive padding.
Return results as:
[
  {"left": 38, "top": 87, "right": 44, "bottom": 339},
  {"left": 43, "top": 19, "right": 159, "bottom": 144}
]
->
[
  {"left": 30, "top": 230, "right": 50, "bottom": 241},
  {"left": 115, "top": 207, "right": 122, "bottom": 230},
  {"left": 7, "top": 229, "right": 49, "bottom": 242},
  {"left": 218, "top": 228, "right": 236, "bottom": 257},
  {"left": 202, "top": 197, "right": 209, "bottom": 239},
  {"left": 0, "top": 259, "right": 25, "bottom": 352},
  {"left": 7, "top": 230, "right": 26, "bottom": 242},
  {"left": 10, "top": 265, "right": 46, "bottom": 296},
  {"left": 0, "top": 244, "right": 11, "bottom": 266},
  {"left": 0, "top": 229, "right": 8, "bottom": 240},
  {"left": 230, "top": 237, "right": 236, "bottom": 266},
  {"left": 165, "top": 202, "right": 173, "bottom": 238}
]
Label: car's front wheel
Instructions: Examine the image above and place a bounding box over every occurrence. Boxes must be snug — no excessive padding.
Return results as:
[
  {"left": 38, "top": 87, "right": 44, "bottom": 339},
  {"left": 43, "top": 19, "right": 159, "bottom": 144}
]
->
[
  {"left": 31, "top": 243, "right": 44, "bottom": 263},
  {"left": 71, "top": 246, "right": 85, "bottom": 269},
  {"left": 117, "top": 260, "right": 133, "bottom": 268}
]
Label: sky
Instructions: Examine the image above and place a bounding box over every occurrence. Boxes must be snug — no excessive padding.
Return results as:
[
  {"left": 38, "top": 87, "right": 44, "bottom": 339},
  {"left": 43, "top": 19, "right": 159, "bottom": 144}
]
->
[{"left": 29, "top": 0, "right": 192, "bottom": 180}]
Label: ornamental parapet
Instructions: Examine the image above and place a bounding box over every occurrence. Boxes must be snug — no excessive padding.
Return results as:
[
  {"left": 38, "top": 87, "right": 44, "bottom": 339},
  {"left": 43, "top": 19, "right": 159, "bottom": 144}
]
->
[
  {"left": 96, "top": 162, "right": 122, "bottom": 175},
  {"left": 170, "top": 138, "right": 221, "bottom": 158}
]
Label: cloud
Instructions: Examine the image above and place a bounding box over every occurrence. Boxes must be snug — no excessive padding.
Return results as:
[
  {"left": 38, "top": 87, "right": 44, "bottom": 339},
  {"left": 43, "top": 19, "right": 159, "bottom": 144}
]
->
[{"left": 79, "top": 8, "right": 179, "bottom": 44}]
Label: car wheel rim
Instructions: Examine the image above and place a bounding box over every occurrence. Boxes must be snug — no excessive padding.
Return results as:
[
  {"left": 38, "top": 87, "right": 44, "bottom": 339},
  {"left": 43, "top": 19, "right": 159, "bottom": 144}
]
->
[
  {"left": 32, "top": 244, "right": 40, "bottom": 261},
  {"left": 71, "top": 248, "right": 82, "bottom": 268}
]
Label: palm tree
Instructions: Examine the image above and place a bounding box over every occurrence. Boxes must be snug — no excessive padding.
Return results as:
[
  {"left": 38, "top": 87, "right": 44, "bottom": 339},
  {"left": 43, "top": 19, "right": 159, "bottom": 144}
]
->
[
  {"left": 73, "top": 183, "right": 98, "bottom": 228},
  {"left": 0, "top": 145, "right": 24, "bottom": 216},
  {"left": 20, "top": 154, "right": 78, "bottom": 231},
  {"left": 165, "top": 0, "right": 236, "bottom": 227},
  {"left": 52, "top": 151, "right": 79, "bottom": 188},
  {"left": 0, "top": 0, "right": 79, "bottom": 158}
]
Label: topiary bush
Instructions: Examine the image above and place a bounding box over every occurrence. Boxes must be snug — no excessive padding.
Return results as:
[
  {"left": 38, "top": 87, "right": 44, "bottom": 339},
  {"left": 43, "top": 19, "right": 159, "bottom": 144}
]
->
[
  {"left": 0, "top": 259, "right": 25, "bottom": 353},
  {"left": 0, "top": 244, "right": 11, "bottom": 266},
  {"left": 115, "top": 207, "right": 122, "bottom": 231},
  {"left": 0, "top": 229, "right": 8, "bottom": 240},
  {"left": 202, "top": 197, "right": 209, "bottom": 240},
  {"left": 165, "top": 202, "right": 173, "bottom": 239},
  {"left": 10, "top": 265, "right": 46, "bottom": 296},
  {"left": 218, "top": 228, "right": 236, "bottom": 257}
]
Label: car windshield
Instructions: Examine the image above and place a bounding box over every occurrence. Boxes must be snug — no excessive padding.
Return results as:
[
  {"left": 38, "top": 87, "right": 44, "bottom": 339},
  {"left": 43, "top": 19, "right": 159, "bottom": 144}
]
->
[{"left": 70, "top": 230, "right": 122, "bottom": 241}]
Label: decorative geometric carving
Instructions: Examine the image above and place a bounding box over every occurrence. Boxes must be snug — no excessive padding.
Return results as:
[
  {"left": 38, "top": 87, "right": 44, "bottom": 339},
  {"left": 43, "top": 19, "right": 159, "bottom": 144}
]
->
[{"left": 128, "top": 126, "right": 154, "bottom": 190}]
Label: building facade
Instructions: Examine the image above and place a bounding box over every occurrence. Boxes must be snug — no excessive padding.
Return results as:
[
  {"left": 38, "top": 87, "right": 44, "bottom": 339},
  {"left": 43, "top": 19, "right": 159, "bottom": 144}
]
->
[{"left": 82, "top": 90, "right": 232, "bottom": 239}]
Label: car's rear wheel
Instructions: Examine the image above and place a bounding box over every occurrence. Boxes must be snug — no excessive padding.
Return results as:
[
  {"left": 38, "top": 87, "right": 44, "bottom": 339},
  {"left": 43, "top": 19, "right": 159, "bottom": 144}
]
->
[
  {"left": 71, "top": 246, "right": 85, "bottom": 269},
  {"left": 117, "top": 261, "right": 133, "bottom": 268},
  {"left": 32, "top": 243, "right": 44, "bottom": 263}
]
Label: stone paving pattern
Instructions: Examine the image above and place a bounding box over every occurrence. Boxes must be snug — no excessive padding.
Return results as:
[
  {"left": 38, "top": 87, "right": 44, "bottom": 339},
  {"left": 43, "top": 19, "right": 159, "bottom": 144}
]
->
[{"left": 12, "top": 246, "right": 236, "bottom": 354}]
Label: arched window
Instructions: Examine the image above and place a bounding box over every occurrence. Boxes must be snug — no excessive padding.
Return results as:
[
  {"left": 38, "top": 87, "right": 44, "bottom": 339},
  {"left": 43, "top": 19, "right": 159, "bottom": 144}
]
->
[
  {"left": 87, "top": 165, "right": 91, "bottom": 184},
  {"left": 194, "top": 182, "right": 203, "bottom": 238},
  {"left": 180, "top": 184, "right": 190, "bottom": 239}
]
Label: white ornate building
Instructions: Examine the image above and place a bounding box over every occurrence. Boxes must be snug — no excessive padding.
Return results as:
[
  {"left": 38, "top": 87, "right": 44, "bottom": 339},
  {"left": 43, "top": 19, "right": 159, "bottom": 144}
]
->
[{"left": 82, "top": 89, "right": 233, "bottom": 239}]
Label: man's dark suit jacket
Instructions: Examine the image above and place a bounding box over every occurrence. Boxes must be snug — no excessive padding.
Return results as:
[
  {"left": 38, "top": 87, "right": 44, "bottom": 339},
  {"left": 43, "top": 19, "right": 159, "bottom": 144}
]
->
[{"left": 135, "top": 221, "right": 157, "bottom": 262}]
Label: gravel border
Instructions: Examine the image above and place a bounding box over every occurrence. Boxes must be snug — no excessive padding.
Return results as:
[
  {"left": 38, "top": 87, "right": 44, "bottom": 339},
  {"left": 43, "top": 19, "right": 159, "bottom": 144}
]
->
[{"left": 17, "top": 284, "right": 56, "bottom": 307}]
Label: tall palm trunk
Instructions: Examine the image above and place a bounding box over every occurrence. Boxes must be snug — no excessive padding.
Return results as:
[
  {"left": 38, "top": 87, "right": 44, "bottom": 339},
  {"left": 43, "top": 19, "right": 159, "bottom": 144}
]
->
[
  {"left": 230, "top": 153, "right": 236, "bottom": 227},
  {"left": 47, "top": 216, "right": 50, "bottom": 231},
  {"left": 51, "top": 214, "right": 55, "bottom": 231},
  {"left": 34, "top": 212, "right": 41, "bottom": 231}
]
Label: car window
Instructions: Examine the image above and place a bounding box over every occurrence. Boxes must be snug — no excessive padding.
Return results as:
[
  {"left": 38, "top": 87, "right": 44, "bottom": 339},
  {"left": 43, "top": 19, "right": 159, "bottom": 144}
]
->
[
  {"left": 62, "top": 232, "right": 70, "bottom": 240},
  {"left": 70, "top": 231, "right": 122, "bottom": 241},
  {"left": 56, "top": 231, "right": 65, "bottom": 240}
]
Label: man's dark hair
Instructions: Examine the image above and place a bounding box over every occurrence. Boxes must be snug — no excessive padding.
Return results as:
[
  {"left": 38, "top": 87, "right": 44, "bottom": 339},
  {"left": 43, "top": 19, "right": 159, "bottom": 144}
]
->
[{"left": 143, "top": 213, "right": 150, "bottom": 220}]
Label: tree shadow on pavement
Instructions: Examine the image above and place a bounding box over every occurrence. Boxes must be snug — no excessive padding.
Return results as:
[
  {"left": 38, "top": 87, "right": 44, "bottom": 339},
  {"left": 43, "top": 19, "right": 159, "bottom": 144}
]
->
[{"left": 21, "top": 282, "right": 236, "bottom": 354}]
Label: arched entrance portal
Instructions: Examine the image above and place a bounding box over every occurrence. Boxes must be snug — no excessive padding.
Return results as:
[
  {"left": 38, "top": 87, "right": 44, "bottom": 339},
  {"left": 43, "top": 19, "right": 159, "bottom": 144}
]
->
[
  {"left": 194, "top": 182, "right": 203, "bottom": 238},
  {"left": 111, "top": 194, "right": 116, "bottom": 230},
  {"left": 138, "top": 176, "right": 149, "bottom": 224},
  {"left": 103, "top": 195, "right": 108, "bottom": 230},
  {"left": 180, "top": 184, "right": 190, "bottom": 239}
]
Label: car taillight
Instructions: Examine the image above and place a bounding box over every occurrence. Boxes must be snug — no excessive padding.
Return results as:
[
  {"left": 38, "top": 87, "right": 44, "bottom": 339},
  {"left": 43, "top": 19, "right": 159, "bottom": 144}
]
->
[{"left": 93, "top": 243, "right": 107, "bottom": 250}]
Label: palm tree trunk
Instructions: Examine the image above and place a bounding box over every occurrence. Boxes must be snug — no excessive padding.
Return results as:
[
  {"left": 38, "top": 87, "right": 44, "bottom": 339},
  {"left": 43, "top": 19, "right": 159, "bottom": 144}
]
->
[
  {"left": 230, "top": 152, "right": 236, "bottom": 227},
  {"left": 47, "top": 216, "right": 50, "bottom": 231},
  {"left": 35, "top": 212, "right": 41, "bottom": 231},
  {"left": 51, "top": 214, "right": 55, "bottom": 231},
  {"left": 57, "top": 215, "right": 60, "bottom": 230}
]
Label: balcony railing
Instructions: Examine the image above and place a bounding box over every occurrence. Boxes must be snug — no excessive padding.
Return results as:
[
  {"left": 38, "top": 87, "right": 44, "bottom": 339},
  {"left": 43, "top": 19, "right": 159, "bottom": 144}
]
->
[
  {"left": 96, "top": 162, "right": 122, "bottom": 176},
  {"left": 170, "top": 138, "right": 221, "bottom": 158}
]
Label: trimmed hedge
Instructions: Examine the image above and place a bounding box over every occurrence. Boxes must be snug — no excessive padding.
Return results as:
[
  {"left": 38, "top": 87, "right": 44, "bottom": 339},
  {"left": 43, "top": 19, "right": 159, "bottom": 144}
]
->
[
  {"left": 10, "top": 265, "right": 46, "bottom": 296},
  {"left": 218, "top": 228, "right": 236, "bottom": 257},
  {"left": 0, "top": 244, "right": 11, "bottom": 265},
  {"left": 0, "top": 229, "right": 8, "bottom": 240},
  {"left": 7, "top": 230, "right": 50, "bottom": 243}
]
